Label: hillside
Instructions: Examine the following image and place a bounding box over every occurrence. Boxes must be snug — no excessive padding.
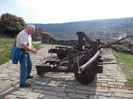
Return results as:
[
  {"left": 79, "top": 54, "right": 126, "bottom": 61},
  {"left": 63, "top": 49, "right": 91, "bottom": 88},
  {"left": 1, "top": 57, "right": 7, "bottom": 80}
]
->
[{"left": 32, "top": 17, "right": 133, "bottom": 40}]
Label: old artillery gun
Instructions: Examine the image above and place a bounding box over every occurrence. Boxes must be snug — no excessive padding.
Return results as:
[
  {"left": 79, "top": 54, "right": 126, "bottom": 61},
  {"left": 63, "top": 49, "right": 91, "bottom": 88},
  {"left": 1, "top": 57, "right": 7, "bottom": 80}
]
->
[{"left": 36, "top": 32, "right": 133, "bottom": 85}]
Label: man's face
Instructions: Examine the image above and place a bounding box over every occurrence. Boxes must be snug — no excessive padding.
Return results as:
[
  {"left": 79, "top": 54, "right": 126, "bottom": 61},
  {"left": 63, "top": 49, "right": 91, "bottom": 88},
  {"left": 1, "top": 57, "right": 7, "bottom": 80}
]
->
[{"left": 28, "top": 28, "right": 35, "bottom": 35}]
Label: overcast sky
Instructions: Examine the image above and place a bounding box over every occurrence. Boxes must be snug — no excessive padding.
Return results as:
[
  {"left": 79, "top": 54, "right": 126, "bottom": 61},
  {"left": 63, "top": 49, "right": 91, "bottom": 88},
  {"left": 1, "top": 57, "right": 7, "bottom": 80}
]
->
[{"left": 0, "top": 0, "right": 133, "bottom": 24}]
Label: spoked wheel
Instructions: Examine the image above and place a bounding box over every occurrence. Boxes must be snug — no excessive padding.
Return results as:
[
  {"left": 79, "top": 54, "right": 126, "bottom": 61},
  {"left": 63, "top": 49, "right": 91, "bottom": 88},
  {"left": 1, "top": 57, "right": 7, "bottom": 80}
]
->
[
  {"left": 36, "top": 67, "right": 46, "bottom": 77},
  {"left": 38, "top": 72, "right": 45, "bottom": 77},
  {"left": 57, "top": 52, "right": 67, "bottom": 59},
  {"left": 74, "top": 67, "right": 95, "bottom": 85}
]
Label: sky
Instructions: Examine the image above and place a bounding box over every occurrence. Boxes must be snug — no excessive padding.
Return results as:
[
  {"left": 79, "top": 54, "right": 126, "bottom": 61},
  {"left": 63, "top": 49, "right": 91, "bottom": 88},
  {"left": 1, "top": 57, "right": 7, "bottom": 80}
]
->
[{"left": 0, "top": 0, "right": 133, "bottom": 24}]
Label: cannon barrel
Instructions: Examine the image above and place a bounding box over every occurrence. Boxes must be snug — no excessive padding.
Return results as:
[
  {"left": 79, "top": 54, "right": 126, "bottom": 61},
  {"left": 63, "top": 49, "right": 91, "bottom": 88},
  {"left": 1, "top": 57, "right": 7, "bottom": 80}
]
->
[
  {"left": 80, "top": 50, "right": 101, "bottom": 71},
  {"left": 98, "top": 35, "right": 133, "bottom": 49},
  {"left": 79, "top": 35, "right": 133, "bottom": 72},
  {"left": 52, "top": 49, "right": 91, "bottom": 65}
]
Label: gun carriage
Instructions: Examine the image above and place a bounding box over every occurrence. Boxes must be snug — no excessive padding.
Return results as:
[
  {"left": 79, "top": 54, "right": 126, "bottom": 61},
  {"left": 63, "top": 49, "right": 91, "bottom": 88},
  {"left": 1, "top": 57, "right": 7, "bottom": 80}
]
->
[{"left": 36, "top": 32, "right": 133, "bottom": 85}]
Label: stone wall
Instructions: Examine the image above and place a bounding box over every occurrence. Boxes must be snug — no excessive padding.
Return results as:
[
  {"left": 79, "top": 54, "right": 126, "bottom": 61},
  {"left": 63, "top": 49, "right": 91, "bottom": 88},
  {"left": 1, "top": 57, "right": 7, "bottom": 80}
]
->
[
  {"left": 111, "top": 41, "right": 133, "bottom": 54},
  {"left": 41, "top": 32, "right": 77, "bottom": 45},
  {"left": 32, "top": 28, "right": 42, "bottom": 41}
]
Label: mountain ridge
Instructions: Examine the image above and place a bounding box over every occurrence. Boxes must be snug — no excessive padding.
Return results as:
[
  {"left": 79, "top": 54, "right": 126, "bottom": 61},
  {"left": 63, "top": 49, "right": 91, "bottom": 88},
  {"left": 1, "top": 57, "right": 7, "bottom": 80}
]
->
[{"left": 30, "top": 17, "right": 133, "bottom": 40}]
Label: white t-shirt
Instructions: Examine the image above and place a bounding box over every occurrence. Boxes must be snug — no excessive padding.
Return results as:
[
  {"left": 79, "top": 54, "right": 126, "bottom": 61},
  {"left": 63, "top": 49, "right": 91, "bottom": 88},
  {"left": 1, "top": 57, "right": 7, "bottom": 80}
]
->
[{"left": 16, "top": 30, "right": 32, "bottom": 50}]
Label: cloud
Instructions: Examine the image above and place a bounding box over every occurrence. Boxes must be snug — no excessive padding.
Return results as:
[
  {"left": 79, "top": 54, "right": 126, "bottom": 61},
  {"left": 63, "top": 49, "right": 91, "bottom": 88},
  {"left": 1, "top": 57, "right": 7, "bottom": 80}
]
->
[{"left": 15, "top": 0, "right": 133, "bottom": 23}]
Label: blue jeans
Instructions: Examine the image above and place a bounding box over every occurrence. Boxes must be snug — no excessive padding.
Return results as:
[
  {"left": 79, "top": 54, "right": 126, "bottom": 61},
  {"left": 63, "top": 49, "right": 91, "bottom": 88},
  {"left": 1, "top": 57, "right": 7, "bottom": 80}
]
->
[{"left": 19, "top": 52, "right": 32, "bottom": 84}]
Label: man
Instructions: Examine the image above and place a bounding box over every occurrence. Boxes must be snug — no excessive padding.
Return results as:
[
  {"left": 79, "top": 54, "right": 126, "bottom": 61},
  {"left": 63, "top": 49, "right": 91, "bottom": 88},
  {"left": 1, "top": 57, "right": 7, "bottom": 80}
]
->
[{"left": 16, "top": 25, "right": 37, "bottom": 87}]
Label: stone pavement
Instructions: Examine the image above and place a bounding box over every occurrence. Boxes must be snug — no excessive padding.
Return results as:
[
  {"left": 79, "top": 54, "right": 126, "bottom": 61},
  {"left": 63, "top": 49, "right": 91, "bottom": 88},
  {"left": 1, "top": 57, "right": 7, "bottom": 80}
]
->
[{"left": 0, "top": 44, "right": 133, "bottom": 99}]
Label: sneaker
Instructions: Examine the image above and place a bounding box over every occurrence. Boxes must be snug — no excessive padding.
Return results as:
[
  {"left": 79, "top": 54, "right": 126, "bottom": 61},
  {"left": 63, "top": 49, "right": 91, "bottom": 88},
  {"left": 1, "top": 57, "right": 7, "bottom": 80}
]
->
[
  {"left": 26, "top": 75, "right": 34, "bottom": 79},
  {"left": 19, "top": 83, "right": 31, "bottom": 87}
]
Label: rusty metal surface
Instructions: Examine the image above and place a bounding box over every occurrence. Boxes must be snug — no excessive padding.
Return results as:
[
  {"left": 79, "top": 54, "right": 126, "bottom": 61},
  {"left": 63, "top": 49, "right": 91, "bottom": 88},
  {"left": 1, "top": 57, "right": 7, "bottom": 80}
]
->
[{"left": 74, "top": 66, "right": 95, "bottom": 85}]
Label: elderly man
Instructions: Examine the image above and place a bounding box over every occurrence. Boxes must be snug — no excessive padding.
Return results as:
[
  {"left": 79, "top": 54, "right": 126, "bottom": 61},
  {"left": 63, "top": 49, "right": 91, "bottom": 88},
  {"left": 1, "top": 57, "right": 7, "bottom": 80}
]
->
[{"left": 16, "top": 25, "right": 37, "bottom": 87}]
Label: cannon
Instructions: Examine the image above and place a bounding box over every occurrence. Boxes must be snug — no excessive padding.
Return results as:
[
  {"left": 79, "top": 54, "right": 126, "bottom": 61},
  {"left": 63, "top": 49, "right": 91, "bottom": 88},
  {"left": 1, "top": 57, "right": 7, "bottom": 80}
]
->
[{"left": 36, "top": 32, "right": 133, "bottom": 85}]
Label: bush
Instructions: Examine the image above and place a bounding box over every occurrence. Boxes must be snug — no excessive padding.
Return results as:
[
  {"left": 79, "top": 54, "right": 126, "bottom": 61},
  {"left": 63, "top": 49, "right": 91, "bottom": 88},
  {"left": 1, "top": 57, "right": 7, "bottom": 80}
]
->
[{"left": 0, "top": 13, "right": 26, "bottom": 37}]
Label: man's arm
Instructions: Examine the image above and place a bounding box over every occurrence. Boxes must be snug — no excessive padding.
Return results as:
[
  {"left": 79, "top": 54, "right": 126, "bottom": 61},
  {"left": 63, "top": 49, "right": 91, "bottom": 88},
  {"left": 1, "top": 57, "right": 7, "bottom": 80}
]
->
[{"left": 21, "top": 44, "right": 37, "bottom": 54}]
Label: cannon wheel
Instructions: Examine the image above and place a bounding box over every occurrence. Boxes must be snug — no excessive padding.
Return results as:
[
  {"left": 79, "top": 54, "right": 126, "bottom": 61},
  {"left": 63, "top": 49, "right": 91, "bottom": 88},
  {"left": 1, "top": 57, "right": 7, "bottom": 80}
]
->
[
  {"left": 38, "top": 72, "right": 45, "bottom": 77},
  {"left": 57, "top": 52, "right": 67, "bottom": 59},
  {"left": 36, "top": 68, "right": 46, "bottom": 77},
  {"left": 74, "top": 67, "right": 95, "bottom": 85}
]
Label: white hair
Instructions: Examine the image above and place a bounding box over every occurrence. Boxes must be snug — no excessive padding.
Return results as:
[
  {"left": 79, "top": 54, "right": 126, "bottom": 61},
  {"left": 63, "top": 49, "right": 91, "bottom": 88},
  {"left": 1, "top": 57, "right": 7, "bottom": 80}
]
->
[{"left": 27, "top": 25, "right": 35, "bottom": 30}]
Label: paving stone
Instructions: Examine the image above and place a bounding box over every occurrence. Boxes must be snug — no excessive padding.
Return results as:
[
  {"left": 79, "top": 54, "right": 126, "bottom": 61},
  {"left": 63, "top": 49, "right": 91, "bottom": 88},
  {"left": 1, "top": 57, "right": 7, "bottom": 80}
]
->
[
  {"left": 10, "top": 90, "right": 28, "bottom": 96},
  {"left": 88, "top": 95, "right": 98, "bottom": 99},
  {"left": 0, "top": 74, "right": 8, "bottom": 78},
  {"left": 107, "top": 82, "right": 125, "bottom": 86},
  {"left": 57, "top": 92, "right": 66, "bottom": 97},
  {"left": 45, "top": 91, "right": 57, "bottom": 95},
  {"left": 114, "top": 93, "right": 133, "bottom": 98},
  {"left": 3, "top": 94, "right": 16, "bottom": 99},
  {"left": 0, "top": 81, "right": 12, "bottom": 91},
  {"left": 39, "top": 94, "right": 63, "bottom": 99},
  {"left": 117, "top": 79, "right": 127, "bottom": 83},
  {"left": 32, "top": 81, "right": 44, "bottom": 85},
  {"left": 32, "top": 85, "right": 44, "bottom": 89},
  {"left": 10, "top": 77, "right": 19, "bottom": 81},
  {"left": 52, "top": 87, "right": 65, "bottom": 92},
  {"left": 65, "top": 88, "right": 76, "bottom": 93},
  {"left": 41, "top": 77, "right": 52, "bottom": 82},
  {"left": 32, "top": 88, "right": 45, "bottom": 93},
  {"left": 96, "top": 89, "right": 109, "bottom": 92},
  {"left": 109, "top": 89, "right": 133, "bottom": 93},
  {"left": 16, "top": 88, "right": 32, "bottom": 92},
  {"left": 75, "top": 85, "right": 89, "bottom": 91},
  {"left": 109, "top": 97, "right": 121, "bottom": 99},
  {"left": 76, "top": 90, "right": 89, "bottom": 94},
  {"left": 98, "top": 96, "right": 110, "bottom": 99},
  {"left": 24, "top": 92, "right": 40, "bottom": 99},
  {"left": 43, "top": 86, "right": 54, "bottom": 90},
  {"left": 47, "top": 82, "right": 58, "bottom": 86},
  {"left": 64, "top": 98, "right": 71, "bottom": 99},
  {"left": 67, "top": 93, "right": 88, "bottom": 99},
  {"left": 97, "top": 92, "right": 114, "bottom": 97}
]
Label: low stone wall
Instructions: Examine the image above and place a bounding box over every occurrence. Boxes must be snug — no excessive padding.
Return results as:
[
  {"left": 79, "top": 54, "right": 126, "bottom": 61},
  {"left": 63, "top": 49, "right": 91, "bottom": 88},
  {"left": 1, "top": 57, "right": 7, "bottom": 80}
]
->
[
  {"left": 111, "top": 41, "right": 133, "bottom": 54},
  {"left": 41, "top": 32, "right": 77, "bottom": 45}
]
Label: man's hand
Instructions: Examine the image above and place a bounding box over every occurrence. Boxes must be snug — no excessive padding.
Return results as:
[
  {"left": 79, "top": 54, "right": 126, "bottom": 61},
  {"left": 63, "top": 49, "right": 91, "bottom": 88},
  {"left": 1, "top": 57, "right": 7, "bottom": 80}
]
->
[
  {"left": 31, "top": 48, "right": 37, "bottom": 54},
  {"left": 21, "top": 44, "right": 37, "bottom": 54}
]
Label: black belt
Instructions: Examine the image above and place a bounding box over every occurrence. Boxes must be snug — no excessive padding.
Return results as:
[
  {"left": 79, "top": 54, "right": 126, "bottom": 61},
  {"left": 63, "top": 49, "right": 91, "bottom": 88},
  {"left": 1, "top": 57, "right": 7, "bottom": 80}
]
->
[{"left": 21, "top": 49, "right": 28, "bottom": 58}]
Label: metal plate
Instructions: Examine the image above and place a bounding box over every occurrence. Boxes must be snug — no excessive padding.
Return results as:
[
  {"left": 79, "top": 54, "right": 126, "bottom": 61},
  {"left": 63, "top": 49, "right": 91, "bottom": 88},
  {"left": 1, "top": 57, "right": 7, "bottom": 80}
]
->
[{"left": 74, "top": 67, "right": 95, "bottom": 85}]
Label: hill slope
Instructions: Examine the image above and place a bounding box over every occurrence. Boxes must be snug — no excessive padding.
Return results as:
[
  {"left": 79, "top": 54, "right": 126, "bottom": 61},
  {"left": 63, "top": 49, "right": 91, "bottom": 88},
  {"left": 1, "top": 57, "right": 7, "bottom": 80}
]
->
[{"left": 32, "top": 17, "right": 133, "bottom": 40}]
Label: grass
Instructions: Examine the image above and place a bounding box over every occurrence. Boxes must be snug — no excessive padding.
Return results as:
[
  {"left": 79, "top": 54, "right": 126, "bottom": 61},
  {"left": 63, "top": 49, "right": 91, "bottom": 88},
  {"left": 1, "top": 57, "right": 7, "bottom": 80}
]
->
[
  {"left": 0, "top": 38, "right": 15, "bottom": 65},
  {"left": 112, "top": 49, "right": 133, "bottom": 86},
  {"left": 0, "top": 37, "right": 41, "bottom": 65},
  {"left": 32, "top": 43, "right": 41, "bottom": 50}
]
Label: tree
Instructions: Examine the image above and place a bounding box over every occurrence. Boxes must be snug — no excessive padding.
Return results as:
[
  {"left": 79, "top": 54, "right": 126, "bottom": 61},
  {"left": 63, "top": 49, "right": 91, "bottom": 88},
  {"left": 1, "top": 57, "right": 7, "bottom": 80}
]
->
[{"left": 0, "top": 13, "right": 26, "bottom": 37}]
